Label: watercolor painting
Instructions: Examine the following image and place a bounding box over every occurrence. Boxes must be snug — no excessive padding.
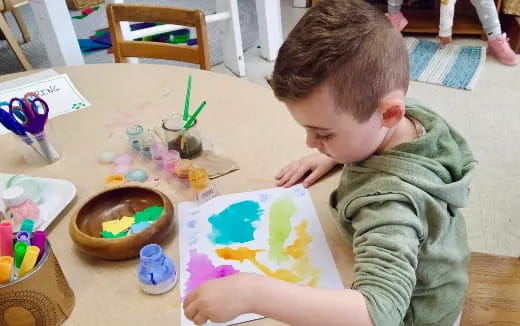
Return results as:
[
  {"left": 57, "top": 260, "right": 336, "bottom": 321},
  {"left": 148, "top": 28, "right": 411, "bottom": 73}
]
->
[{"left": 179, "top": 185, "right": 344, "bottom": 326}]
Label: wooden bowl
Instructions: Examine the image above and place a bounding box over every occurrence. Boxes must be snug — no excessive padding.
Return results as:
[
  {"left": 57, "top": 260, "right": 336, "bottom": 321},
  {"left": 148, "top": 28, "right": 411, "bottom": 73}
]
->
[{"left": 69, "top": 186, "right": 174, "bottom": 260}]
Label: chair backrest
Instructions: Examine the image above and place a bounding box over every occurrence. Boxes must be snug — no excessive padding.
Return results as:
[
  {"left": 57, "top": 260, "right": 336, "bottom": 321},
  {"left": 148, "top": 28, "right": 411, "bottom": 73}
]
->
[
  {"left": 106, "top": 3, "right": 211, "bottom": 70},
  {"left": 2, "top": 0, "right": 28, "bottom": 11}
]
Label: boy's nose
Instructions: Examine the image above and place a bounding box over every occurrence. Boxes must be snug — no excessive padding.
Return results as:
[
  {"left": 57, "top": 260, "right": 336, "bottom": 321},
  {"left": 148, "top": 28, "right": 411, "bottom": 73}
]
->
[{"left": 306, "top": 133, "right": 319, "bottom": 149}]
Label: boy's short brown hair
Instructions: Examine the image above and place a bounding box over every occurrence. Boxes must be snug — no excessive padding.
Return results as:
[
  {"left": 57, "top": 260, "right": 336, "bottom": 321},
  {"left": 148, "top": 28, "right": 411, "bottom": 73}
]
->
[{"left": 268, "top": 0, "right": 409, "bottom": 122}]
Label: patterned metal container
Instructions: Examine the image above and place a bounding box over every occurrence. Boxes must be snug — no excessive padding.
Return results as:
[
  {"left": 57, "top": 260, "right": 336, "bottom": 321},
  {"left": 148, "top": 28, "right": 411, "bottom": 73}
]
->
[{"left": 0, "top": 240, "right": 74, "bottom": 326}]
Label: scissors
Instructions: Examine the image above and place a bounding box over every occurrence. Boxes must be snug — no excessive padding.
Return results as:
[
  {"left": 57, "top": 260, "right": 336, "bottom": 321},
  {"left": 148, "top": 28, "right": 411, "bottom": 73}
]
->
[
  {"left": 8, "top": 94, "right": 59, "bottom": 163},
  {"left": 0, "top": 103, "right": 44, "bottom": 157},
  {"left": 9, "top": 93, "right": 49, "bottom": 135}
]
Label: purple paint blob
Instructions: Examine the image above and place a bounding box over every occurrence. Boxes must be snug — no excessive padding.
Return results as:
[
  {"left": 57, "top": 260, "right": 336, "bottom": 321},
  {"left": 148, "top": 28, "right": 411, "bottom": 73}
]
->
[{"left": 184, "top": 249, "right": 239, "bottom": 297}]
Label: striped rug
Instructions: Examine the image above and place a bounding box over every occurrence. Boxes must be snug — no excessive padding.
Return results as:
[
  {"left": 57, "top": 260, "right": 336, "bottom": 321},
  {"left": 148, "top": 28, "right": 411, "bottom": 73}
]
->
[{"left": 405, "top": 37, "right": 486, "bottom": 90}]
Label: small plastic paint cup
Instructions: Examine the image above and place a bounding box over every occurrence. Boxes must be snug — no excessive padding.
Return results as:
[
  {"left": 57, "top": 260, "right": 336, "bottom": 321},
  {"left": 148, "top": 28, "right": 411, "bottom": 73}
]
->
[
  {"left": 139, "top": 131, "right": 154, "bottom": 160},
  {"left": 188, "top": 168, "right": 208, "bottom": 191},
  {"left": 162, "top": 150, "right": 180, "bottom": 174},
  {"left": 126, "top": 125, "right": 144, "bottom": 152},
  {"left": 175, "top": 159, "right": 193, "bottom": 178},
  {"left": 150, "top": 143, "right": 168, "bottom": 168}
]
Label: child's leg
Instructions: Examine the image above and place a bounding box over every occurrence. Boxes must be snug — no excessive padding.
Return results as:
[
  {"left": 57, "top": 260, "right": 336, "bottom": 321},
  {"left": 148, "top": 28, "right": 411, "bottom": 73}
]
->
[
  {"left": 388, "top": 0, "right": 404, "bottom": 14},
  {"left": 470, "top": 0, "right": 501, "bottom": 38},
  {"left": 471, "top": 0, "right": 518, "bottom": 66},
  {"left": 472, "top": 0, "right": 518, "bottom": 65}
]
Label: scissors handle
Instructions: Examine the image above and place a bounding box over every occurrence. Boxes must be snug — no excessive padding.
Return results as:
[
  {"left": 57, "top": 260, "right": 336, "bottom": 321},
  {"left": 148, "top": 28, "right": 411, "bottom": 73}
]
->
[{"left": 29, "top": 98, "right": 50, "bottom": 120}]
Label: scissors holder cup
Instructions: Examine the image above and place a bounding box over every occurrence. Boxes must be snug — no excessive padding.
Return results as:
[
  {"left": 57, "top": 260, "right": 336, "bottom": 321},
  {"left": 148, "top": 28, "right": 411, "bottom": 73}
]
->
[
  {"left": 0, "top": 238, "right": 75, "bottom": 326},
  {"left": 13, "top": 121, "right": 62, "bottom": 166}
]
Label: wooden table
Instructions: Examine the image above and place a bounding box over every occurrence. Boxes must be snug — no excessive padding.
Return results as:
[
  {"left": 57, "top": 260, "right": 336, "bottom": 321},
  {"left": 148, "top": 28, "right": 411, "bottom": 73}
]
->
[{"left": 0, "top": 64, "right": 354, "bottom": 325}]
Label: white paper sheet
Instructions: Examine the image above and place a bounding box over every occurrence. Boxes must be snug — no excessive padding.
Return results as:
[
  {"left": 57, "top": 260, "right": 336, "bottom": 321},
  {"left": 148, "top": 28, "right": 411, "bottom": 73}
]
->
[
  {"left": 0, "top": 74, "right": 90, "bottom": 135},
  {"left": 179, "top": 185, "right": 344, "bottom": 326}
]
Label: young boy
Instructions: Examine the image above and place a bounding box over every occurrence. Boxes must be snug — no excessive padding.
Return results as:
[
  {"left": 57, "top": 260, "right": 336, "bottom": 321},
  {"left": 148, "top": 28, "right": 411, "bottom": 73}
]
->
[{"left": 183, "top": 0, "right": 476, "bottom": 325}]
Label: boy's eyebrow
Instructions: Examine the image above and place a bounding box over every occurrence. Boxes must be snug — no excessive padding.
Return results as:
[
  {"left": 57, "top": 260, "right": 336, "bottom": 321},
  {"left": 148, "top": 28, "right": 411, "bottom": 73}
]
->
[{"left": 303, "top": 124, "right": 331, "bottom": 131}]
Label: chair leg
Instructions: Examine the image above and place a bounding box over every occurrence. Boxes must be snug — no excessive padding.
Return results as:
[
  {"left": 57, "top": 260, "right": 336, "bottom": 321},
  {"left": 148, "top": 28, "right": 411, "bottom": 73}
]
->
[
  {"left": 0, "top": 13, "right": 32, "bottom": 70},
  {"left": 12, "top": 8, "right": 31, "bottom": 43}
]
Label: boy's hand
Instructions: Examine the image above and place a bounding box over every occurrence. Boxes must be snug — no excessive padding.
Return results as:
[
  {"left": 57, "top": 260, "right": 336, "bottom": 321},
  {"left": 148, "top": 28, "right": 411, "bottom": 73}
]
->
[
  {"left": 276, "top": 153, "right": 338, "bottom": 188},
  {"left": 183, "top": 274, "right": 254, "bottom": 325},
  {"left": 438, "top": 36, "right": 452, "bottom": 48}
]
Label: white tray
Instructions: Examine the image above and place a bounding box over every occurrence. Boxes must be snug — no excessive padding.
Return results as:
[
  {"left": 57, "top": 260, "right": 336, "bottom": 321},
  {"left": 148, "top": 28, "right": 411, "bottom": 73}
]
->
[{"left": 0, "top": 173, "right": 76, "bottom": 232}]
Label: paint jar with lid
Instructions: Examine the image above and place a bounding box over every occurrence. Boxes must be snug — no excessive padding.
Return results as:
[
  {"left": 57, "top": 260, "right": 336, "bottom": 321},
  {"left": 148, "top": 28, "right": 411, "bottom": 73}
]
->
[
  {"left": 189, "top": 168, "right": 217, "bottom": 202},
  {"left": 1, "top": 186, "right": 41, "bottom": 229},
  {"left": 137, "top": 244, "right": 177, "bottom": 295}
]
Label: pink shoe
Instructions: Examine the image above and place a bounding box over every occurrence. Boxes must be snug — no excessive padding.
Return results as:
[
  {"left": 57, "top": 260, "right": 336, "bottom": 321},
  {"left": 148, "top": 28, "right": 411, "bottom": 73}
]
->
[
  {"left": 488, "top": 33, "right": 518, "bottom": 66},
  {"left": 385, "top": 12, "right": 408, "bottom": 32}
]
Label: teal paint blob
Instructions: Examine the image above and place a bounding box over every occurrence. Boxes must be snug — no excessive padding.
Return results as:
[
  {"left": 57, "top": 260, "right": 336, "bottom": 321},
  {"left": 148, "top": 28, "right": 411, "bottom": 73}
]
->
[{"left": 208, "top": 200, "right": 263, "bottom": 245}]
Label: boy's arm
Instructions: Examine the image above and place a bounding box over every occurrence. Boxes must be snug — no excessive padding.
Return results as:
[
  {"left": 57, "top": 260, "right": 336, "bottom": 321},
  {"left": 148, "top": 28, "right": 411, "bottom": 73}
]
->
[
  {"left": 439, "top": 0, "right": 457, "bottom": 37},
  {"left": 251, "top": 277, "right": 374, "bottom": 326},
  {"left": 348, "top": 199, "right": 422, "bottom": 326}
]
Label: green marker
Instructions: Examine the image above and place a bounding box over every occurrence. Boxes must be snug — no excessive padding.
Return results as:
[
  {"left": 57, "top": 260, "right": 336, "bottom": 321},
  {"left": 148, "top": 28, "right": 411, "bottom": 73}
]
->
[
  {"left": 183, "top": 75, "right": 192, "bottom": 121},
  {"left": 20, "top": 219, "right": 35, "bottom": 236},
  {"left": 183, "top": 101, "right": 207, "bottom": 130},
  {"left": 14, "top": 242, "right": 28, "bottom": 269}
]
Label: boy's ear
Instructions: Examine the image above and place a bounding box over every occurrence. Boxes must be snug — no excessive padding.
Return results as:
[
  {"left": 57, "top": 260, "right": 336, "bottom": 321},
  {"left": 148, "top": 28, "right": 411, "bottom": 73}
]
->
[{"left": 377, "top": 97, "right": 405, "bottom": 129}]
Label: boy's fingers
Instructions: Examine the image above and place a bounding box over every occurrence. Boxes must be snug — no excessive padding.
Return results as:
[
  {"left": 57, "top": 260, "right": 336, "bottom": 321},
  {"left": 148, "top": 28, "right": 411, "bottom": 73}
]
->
[
  {"left": 285, "top": 167, "right": 307, "bottom": 187},
  {"left": 193, "top": 312, "right": 208, "bottom": 326},
  {"left": 276, "top": 169, "right": 295, "bottom": 186},
  {"left": 303, "top": 165, "right": 327, "bottom": 187},
  {"left": 303, "top": 172, "right": 319, "bottom": 188},
  {"left": 184, "top": 302, "right": 198, "bottom": 321},
  {"left": 184, "top": 291, "right": 195, "bottom": 306},
  {"left": 276, "top": 167, "right": 287, "bottom": 179}
]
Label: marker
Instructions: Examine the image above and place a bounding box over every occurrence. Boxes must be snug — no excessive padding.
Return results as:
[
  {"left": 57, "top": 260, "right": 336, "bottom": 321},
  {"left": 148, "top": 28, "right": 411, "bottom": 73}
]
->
[
  {"left": 31, "top": 231, "right": 46, "bottom": 261},
  {"left": 0, "top": 256, "right": 13, "bottom": 283},
  {"left": 20, "top": 219, "right": 34, "bottom": 236},
  {"left": 18, "top": 246, "right": 39, "bottom": 278},
  {"left": 0, "top": 221, "right": 13, "bottom": 257},
  {"left": 16, "top": 231, "right": 31, "bottom": 246},
  {"left": 14, "top": 242, "right": 28, "bottom": 269}
]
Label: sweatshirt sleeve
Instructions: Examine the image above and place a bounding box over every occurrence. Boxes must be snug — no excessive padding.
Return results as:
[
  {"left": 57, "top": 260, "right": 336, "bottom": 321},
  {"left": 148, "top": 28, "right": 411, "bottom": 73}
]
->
[
  {"left": 439, "top": 0, "right": 457, "bottom": 37},
  {"left": 350, "top": 200, "right": 423, "bottom": 326}
]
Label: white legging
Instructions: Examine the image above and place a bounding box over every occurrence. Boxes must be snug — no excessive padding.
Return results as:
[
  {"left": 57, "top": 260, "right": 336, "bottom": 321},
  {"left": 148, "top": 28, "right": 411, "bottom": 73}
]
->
[{"left": 388, "top": 0, "right": 502, "bottom": 38}]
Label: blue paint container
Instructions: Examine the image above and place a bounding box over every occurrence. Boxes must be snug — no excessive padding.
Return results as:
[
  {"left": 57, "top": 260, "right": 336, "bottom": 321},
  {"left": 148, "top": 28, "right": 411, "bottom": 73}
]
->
[{"left": 137, "top": 244, "right": 177, "bottom": 295}]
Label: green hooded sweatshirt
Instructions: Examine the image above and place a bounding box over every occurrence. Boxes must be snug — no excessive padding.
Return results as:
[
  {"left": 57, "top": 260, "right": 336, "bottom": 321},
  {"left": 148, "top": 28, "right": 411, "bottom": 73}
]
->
[{"left": 329, "top": 100, "right": 477, "bottom": 326}]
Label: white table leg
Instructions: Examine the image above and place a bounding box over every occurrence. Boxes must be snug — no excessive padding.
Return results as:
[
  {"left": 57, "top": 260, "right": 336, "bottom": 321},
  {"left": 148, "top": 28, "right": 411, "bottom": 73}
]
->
[
  {"left": 28, "top": 0, "right": 84, "bottom": 66},
  {"left": 217, "top": 0, "right": 246, "bottom": 76},
  {"left": 255, "top": 0, "right": 283, "bottom": 61}
]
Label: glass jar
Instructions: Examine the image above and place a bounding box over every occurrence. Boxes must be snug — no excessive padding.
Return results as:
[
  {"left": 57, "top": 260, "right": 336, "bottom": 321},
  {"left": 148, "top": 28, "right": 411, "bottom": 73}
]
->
[
  {"left": 126, "top": 125, "right": 143, "bottom": 152},
  {"left": 162, "top": 114, "right": 203, "bottom": 159}
]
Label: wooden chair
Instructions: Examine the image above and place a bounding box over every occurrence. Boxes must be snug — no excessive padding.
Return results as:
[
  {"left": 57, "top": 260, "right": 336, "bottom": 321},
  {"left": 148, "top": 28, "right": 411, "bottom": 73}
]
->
[
  {"left": 461, "top": 252, "right": 520, "bottom": 325},
  {"left": 106, "top": 3, "right": 211, "bottom": 70},
  {"left": 0, "top": 0, "right": 32, "bottom": 71}
]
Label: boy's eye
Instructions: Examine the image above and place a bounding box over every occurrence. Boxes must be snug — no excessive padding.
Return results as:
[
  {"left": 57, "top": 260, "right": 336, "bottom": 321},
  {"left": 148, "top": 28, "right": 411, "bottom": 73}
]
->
[{"left": 316, "top": 133, "right": 334, "bottom": 140}]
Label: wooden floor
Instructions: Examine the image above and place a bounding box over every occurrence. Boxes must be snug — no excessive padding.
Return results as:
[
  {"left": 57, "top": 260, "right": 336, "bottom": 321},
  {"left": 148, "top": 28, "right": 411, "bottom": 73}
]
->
[{"left": 461, "top": 253, "right": 520, "bottom": 325}]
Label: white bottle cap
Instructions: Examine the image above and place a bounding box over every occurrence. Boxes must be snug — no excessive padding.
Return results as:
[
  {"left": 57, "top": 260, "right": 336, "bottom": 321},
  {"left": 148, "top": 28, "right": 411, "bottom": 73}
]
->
[{"left": 2, "top": 186, "right": 27, "bottom": 207}]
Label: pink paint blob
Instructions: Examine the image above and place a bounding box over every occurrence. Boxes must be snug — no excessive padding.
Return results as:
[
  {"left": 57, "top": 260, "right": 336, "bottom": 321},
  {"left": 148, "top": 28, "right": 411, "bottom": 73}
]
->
[
  {"left": 184, "top": 249, "right": 239, "bottom": 298},
  {"left": 113, "top": 154, "right": 133, "bottom": 166}
]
